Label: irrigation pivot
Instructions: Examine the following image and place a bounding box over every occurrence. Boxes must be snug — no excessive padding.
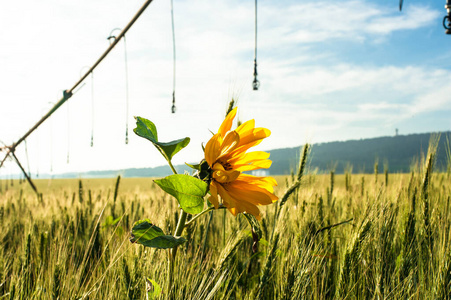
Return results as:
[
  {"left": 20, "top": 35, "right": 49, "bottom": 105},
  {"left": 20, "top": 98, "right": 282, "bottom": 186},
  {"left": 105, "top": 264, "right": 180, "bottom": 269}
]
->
[{"left": 0, "top": 0, "right": 156, "bottom": 193}]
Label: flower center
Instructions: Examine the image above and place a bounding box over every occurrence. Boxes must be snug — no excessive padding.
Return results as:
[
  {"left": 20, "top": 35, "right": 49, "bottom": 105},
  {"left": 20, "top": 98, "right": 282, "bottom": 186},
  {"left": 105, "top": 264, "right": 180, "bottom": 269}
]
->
[{"left": 218, "top": 160, "right": 232, "bottom": 171}]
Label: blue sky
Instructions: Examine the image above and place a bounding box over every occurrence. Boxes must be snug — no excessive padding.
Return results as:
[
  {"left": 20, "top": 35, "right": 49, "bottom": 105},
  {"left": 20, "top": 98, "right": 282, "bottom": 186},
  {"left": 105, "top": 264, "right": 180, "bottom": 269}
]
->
[{"left": 1, "top": 0, "right": 450, "bottom": 175}]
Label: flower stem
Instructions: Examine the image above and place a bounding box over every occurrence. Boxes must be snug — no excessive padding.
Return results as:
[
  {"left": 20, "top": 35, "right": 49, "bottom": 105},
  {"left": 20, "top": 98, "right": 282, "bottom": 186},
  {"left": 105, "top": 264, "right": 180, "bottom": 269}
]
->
[
  {"left": 185, "top": 206, "right": 226, "bottom": 227},
  {"left": 168, "top": 206, "right": 224, "bottom": 294},
  {"left": 167, "top": 159, "right": 178, "bottom": 175},
  {"left": 167, "top": 209, "right": 187, "bottom": 296},
  {"left": 174, "top": 210, "right": 187, "bottom": 237},
  {"left": 185, "top": 207, "right": 214, "bottom": 226},
  {"left": 167, "top": 159, "right": 180, "bottom": 297}
]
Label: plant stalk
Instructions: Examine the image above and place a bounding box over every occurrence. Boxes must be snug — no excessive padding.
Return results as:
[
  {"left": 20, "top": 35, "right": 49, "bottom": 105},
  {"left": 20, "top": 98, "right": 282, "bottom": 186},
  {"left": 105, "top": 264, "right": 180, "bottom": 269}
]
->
[
  {"left": 167, "top": 211, "right": 186, "bottom": 295},
  {"left": 167, "top": 160, "right": 178, "bottom": 176},
  {"left": 167, "top": 159, "right": 181, "bottom": 296},
  {"left": 185, "top": 206, "right": 226, "bottom": 227}
]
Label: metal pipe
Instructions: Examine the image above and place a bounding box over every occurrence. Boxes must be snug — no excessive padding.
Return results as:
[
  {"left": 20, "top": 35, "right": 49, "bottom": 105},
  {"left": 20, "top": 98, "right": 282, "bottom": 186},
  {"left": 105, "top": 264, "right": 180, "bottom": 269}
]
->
[
  {"left": 11, "top": 151, "right": 38, "bottom": 195},
  {"left": 0, "top": 0, "right": 155, "bottom": 169}
]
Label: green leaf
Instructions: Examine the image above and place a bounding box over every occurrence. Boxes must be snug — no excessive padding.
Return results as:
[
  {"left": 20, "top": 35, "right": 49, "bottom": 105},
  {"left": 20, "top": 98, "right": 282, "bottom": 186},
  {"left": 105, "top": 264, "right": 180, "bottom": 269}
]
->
[
  {"left": 134, "top": 116, "right": 190, "bottom": 162},
  {"left": 101, "top": 215, "right": 121, "bottom": 228},
  {"left": 185, "top": 162, "right": 201, "bottom": 170},
  {"left": 146, "top": 278, "right": 162, "bottom": 299},
  {"left": 154, "top": 174, "right": 208, "bottom": 214},
  {"left": 130, "top": 219, "right": 186, "bottom": 249}
]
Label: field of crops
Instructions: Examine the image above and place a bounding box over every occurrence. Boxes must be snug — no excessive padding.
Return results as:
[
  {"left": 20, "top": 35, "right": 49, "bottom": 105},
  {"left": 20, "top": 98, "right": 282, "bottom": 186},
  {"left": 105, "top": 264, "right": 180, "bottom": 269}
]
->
[{"left": 1, "top": 155, "right": 451, "bottom": 299}]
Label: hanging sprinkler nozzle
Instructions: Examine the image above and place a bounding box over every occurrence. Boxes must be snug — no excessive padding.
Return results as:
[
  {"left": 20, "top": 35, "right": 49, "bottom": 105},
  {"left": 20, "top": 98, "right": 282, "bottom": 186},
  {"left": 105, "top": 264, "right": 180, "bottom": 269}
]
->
[
  {"left": 252, "top": 59, "right": 260, "bottom": 91},
  {"left": 252, "top": 0, "right": 260, "bottom": 91},
  {"left": 444, "top": 0, "right": 451, "bottom": 34},
  {"left": 171, "top": 91, "right": 176, "bottom": 113}
]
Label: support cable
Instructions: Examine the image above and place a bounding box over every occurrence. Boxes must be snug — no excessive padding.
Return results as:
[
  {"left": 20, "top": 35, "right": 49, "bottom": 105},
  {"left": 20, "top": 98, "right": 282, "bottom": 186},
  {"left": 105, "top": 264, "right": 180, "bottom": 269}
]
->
[
  {"left": 24, "top": 139, "right": 31, "bottom": 177},
  {"left": 49, "top": 111, "right": 53, "bottom": 173},
  {"left": 0, "top": 0, "right": 155, "bottom": 170},
  {"left": 67, "top": 99, "right": 70, "bottom": 163},
  {"left": 36, "top": 132, "right": 39, "bottom": 177},
  {"left": 171, "top": 0, "right": 177, "bottom": 113},
  {"left": 80, "top": 66, "right": 94, "bottom": 147},
  {"left": 252, "top": 0, "right": 260, "bottom": 90},
  {"left": 124, "top": 36, "right": 130, "bottom": 144},
  {"left": 90, "top": 71, "right": 95, "bottom": 147},
  {"left": 108, "top": 29, "right": 130, "bottom": 144}
]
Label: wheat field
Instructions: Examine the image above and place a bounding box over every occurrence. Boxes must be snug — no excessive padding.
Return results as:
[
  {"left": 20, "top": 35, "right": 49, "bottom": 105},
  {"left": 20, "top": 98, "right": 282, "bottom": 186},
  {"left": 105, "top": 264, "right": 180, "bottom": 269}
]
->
[{"left": 1, "top": 159, "right": 451, "bottom": 299}]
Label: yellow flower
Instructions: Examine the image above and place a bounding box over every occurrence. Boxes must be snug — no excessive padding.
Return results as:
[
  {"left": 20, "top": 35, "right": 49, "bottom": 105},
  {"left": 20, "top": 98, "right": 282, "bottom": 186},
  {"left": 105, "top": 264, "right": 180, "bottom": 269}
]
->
[{"left": 204, "top": 107, "right": 278, "bottom": 220}]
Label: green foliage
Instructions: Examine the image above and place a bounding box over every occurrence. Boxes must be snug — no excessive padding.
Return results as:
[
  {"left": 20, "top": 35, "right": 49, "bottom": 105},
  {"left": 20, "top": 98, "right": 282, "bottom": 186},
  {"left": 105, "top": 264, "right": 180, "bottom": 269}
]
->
[
  {"left": 154, "top": 174, "right": 208, "bottom": 214},
  {"left": 113, "top": 175, "right": 121, "bottom": 203},
  {"left": 146, "top": 278, "right": 162, "bottom": 299},
  {"left": 53, "top": 263, "right": 62, "bottom": 300},
  {"left": 134, "top": 116, "right": 190, "bottom": 163},
  {"left": 1, "top": 159, "right": 451, "bottom": 299},
  {"left": 130, "top": 219, "right": 186, "bottom": 249},
  {"left": 78, "top": 179, "right": 84, "bottom": 203},
  {"left": 102, "top": 215, "right": 121, "bottom": 228},
  {"left": 243, "top": 213, "right": 262, "bottom": 252}
]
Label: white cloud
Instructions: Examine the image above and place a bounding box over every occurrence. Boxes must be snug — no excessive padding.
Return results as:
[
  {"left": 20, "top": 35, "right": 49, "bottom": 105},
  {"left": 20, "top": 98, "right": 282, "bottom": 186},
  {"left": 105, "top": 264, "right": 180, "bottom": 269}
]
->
[
  {"left": 407, "top": 84, "right": 451, "bottom": 116},
  {"left": 260, "top": 1, "right": 439, "bottom": 46},
  {"left": 0, "top": 0, "right": 448, "bottom": 175},
  {"left": 367, "top": 6, "right": 439, "bottom": 34}
]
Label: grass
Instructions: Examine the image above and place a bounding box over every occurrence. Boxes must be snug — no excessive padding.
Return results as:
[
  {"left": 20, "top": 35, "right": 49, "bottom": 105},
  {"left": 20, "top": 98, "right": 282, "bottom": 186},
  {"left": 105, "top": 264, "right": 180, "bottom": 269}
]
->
[{"left": 1, "top": 165, "right": 451, "bottom": 299}]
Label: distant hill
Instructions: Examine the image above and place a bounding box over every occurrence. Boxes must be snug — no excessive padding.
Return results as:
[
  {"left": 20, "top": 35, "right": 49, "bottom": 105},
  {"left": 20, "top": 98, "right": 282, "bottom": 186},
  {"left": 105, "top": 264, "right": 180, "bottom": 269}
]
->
[
  {"left": 5, "top": 131, "right": 449, "bottom": 179},
  {"left": 269, "top": 132, "right": 450, "bottom": 174},
  {"left": 54, "top": 164, "right": 193, "bottom": 179},
  {"left": 75, "top": 131, "right": 451, "bottom": 176}
]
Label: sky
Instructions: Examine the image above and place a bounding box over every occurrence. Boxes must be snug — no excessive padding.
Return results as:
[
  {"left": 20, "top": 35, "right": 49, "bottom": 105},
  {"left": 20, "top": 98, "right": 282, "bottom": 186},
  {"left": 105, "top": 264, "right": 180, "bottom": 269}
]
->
[{"left": 1, "top": 0, "right": 451, "bottom": 176}]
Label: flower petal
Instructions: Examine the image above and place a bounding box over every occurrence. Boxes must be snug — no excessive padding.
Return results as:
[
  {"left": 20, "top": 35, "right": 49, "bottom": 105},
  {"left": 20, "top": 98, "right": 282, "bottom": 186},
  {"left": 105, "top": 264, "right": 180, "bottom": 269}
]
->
[
  {"left": 234, "top": 159, "right": 272, "bottom": 172},
  {"left": 216, "top": 131, "right": 240, "bottom": 161},
  {"left": 216, "top": 183, "right": 236, "bottom": 209},
  {"left": 205, "top": 133, "right": 221, "bottom": 166},
  {"left": 235, "top": 119, "right": 255, "bottom": 134},
  {"left": 237, "top": 174, "right": 278, "bottom": 194},
  {"left": 238, "top": 127, "right": 271, "bottom": 146},
  {"left": 225, "top": 197, "right": 262, "bottom": 219},
  {"left": 230, "top": 128, "right": 271, "bottom": 156},
  {"left": 218, "top": 107, "right": 237, "bottom": 137},
  {"left": 208, "top": 182, "right": 220, "bottom": 209},
  {"left": 227, "top": 151, "right": 270, "bottom": 165},
  {"left": 228, "top": 207, "right": 239, "bottom": 216},
  {"left": 234, "top": 201, "right": 262, "bottom": 220},
  {"left": 227, "top": 180, "right": 278, "bottom": 205}
]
